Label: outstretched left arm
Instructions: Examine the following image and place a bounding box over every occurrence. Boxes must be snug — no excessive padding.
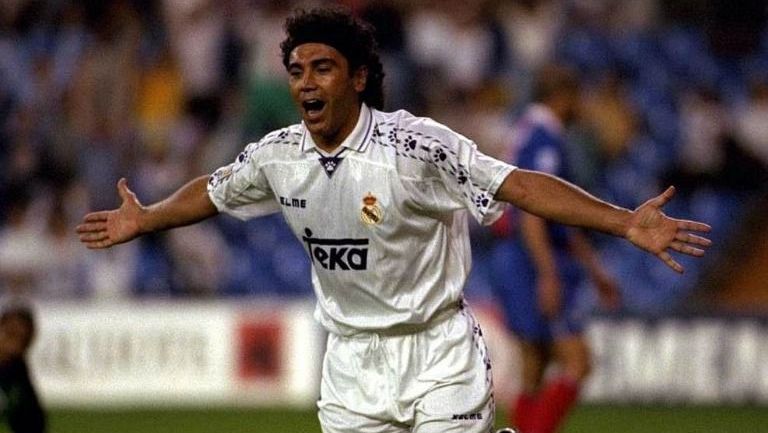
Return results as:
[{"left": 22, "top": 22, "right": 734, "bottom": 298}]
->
[{"left": 495, "top": 169, "right": 712, "bottom": 273}]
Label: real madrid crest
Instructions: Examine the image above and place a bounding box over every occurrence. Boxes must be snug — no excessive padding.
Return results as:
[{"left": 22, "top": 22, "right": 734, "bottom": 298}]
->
[{"left": 361, "top": 192, "right": 383, "bottom": 225}]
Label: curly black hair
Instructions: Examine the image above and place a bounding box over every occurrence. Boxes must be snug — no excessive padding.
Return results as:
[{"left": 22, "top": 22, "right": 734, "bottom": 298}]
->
[{"left": 280, "top": 7, "right": 385, "bottom": 110}]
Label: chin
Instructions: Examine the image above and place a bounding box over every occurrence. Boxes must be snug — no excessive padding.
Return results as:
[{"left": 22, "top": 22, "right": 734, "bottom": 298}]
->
[{"left": 305, "top": 122, "right": 326, "bottom": 136}]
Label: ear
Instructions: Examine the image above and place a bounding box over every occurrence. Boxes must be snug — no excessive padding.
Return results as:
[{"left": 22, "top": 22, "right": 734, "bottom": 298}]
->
[{"left": 353, "top": 66, "right": 368, "bottom": 93}]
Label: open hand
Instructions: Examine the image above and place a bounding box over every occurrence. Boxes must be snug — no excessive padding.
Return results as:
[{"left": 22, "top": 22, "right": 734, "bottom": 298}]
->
[
  {"left": 76, "top": 178, "right": 145, "bottom": 249},
  {"left": 625, "top": 186, "right": 712, "bottom": 273}
]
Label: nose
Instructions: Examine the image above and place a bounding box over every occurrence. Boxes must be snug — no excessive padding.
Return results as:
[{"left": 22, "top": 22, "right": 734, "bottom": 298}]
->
[{"left": 300, "top": 71, "right": 317, "bottom": 91}]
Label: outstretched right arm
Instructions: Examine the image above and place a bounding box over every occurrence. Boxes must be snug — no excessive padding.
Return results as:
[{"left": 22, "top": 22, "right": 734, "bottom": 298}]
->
[{"left": 76, "top": 175, "right": 218, "bottom": 249}]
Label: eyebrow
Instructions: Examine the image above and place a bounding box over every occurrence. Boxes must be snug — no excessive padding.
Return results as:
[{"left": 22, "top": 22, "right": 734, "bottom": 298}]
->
[{"left": 288, "top": 57, "right": 337, "bottom": 70}]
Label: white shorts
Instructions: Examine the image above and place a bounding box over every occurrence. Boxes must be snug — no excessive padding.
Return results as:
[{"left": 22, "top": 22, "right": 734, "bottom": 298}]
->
[{"left": 317, "top": 305, "right": 496, "bottom": 433}]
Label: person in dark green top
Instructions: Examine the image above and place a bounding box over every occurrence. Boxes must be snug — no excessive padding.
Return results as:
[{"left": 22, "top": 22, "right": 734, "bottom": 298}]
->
[{"left": 0, "top": 305, "right": 45, "bottom": 433}]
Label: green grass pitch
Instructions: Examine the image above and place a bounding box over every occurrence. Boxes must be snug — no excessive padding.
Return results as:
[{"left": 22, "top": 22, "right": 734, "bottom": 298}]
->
[{"left": 6, "top": 405, "right": 765, "bottom": 433}]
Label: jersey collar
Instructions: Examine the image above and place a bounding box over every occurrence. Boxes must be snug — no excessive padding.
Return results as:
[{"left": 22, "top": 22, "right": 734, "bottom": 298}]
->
[{"left": 300, "top": 103, "right": 375, "bottom": 154}]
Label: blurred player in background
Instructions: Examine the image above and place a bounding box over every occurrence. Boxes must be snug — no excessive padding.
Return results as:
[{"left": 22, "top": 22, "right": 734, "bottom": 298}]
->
[
  {"left": 76, "top": 7, "right": 710, "bottom": 433},
  {"left": 493, "top": 65, "right": 620, "bottom": 433},
  {"left": 0, "top": 304, "right": 46, "bottom": 433}
]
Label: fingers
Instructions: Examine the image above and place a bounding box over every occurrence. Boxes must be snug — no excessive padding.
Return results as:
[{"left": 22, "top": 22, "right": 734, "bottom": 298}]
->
[
  {"left": 657, "top": 228, "right": 712, "bottom": 272},
  {"left": 639, "top": 187, "right": 711, "bottom": 273},
  {"left": 675, "top": 232, "right": 712, "bottom": 247},
  {"left": 676, "top": 219, "right": 712, "bottom": 233},
  {"left": 79, "top": 231, "right": 118, "bottom": 249},
  {"left": 661, "top": 234, "right": 710, "bottom": 271},
  {"left": 658, "top": 250, "right": 683, "bottom": 273},
  {"left": 83, "top": 239, "right": 114, "bottom": 249},
  {"left": 82, "top": 212, "right": 108, "bottom": 223},
  {"left": 672, "top": 225, "right": 712, "bottom": 259},
  {"left": 78, "top": 231, "right": 109, "bottom": 243},
  {"left": 670, "top": 241, "right": 706, "bottom": 257},
  {"left": 75, "top": 221, "right": 107, "bottom": 234},
  {"left": 117, "top": 178, "right": 136, "bottom": 203},
  {"left": 648, "top": 186, "right": 676, "bottom": 209},
  {"left": 78, "top": 229, "right": 114, "bottom": 249},
  {"left": 76, "top": 217, "right": 113, "bottom": 248}
]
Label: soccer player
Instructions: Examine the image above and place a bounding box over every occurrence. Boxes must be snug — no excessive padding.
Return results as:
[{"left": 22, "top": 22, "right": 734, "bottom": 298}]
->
[
  {"left": 0, "top": 305, "right": 46, "bottom": 433},
  {"left": 76, "top": 8, "right": 711, "bottom": 433},
  {"left": 493, "top": 65, "right": 620, "bottom": 433}
]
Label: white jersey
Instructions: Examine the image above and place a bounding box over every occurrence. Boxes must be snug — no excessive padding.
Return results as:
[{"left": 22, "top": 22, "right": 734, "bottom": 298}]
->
[{"left": 208, "top": 104, "right": 516, "bottom": 335}]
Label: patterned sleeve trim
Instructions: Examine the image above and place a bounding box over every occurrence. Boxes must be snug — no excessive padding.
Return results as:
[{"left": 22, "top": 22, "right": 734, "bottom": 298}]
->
[
  {"left": 207, "top": 127, "right": 302, "bottom": 213},
  {"left": 208, "top": 127, "right": 302, "bottom": 190},
  {"left": 372, "top": 120, "right": 512, "bottom": 220}
]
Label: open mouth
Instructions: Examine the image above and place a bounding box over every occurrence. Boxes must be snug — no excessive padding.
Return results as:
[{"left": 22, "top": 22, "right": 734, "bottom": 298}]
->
[{"left": 302, "top": 99, "right": 326, "bottom": 119}]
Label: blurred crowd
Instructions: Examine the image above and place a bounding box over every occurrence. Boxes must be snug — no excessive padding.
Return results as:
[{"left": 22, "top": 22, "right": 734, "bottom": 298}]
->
[{"left": 1, "top": 0, "right": 767, "bottom": 313}]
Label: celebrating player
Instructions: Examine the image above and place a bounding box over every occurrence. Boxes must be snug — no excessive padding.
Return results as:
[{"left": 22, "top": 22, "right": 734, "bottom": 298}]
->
[{"left": 76, "top": 8, "right": 711, "bottom": 433}]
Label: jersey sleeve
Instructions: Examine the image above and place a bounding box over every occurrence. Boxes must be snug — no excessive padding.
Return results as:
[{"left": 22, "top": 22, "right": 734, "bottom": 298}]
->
[
  {"left": 420, "top": 119, "right": 516, "bottom": 225},
  {"left": 207, "top": 139, "right": 280, "bottom": 220}
]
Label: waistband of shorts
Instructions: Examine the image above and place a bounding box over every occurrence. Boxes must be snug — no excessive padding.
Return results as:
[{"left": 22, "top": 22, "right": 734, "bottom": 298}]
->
[{"left": 347, "top": 300, "right": 464, "bottom": 338}]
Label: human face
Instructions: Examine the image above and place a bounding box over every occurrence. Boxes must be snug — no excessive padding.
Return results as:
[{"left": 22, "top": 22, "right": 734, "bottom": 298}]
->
[{"left": 287, "top": 43, "right": 367, "bottom": 151}]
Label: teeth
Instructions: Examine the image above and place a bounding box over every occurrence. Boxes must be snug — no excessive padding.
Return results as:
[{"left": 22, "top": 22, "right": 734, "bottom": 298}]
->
[{"left": 303, "top": 99, "right": 324, "bottom": 112}]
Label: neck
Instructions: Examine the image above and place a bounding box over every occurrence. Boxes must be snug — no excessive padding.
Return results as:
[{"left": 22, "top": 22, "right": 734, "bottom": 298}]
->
[{"left": 313, "top": 137, "right": 343, "bottom": 154}]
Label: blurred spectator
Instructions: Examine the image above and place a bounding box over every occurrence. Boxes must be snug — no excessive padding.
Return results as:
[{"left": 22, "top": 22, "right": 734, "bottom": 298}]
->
[
  {"left": 0, "top": 188, "right": 42, "bottom": 299},
  {"left": 676, "top": 86, "right": 729, "bottom": 184},
  {"left": 136, "top": 45, "right": 184, "bottom": 146},
  {"left": 33, "top": 195, "right": 91, "bottom": 300},
  {"left": 406, "top": 0, "right": 509, "bottom": 107},
  {"left": 166, "top": 223, "right": 233, "bottom": 297},
  {"left": 569, "top": 0, "right": 659, "bottom": 33},
  {"left": 582, "top": 71, "right": 638, "bottom": 162},
  {"left": 431, "top": 80, "right": 514, "bottom": 161},
  {"left": 236, "top": 0, "right": 298, "bottom": 139},
  {"left": 68, "top": 1, "right": 143, "bottom": 213},
  {"left": 84, "top": 246, "right": 138, "bottom": 300},
  {"left": 69, "top": 0, "right": 141, "bottom": 139},
  {"left": 0, "top": 187, "right": 90, "bottom": 300},
  {"left": 162, "top": 0, "right": 227, "bottom": 129},
  {"left": 733, "top": 77, "right": 768, "bottom": 169},
  {"left": 3, "top": 109, "right": 42, "bottom": 193},
  {"left": 360, "top": 1, "right": 417, "bottom": 111},
  {"left": 499, "top": 0, "right": 563, "bottom": 72}
]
